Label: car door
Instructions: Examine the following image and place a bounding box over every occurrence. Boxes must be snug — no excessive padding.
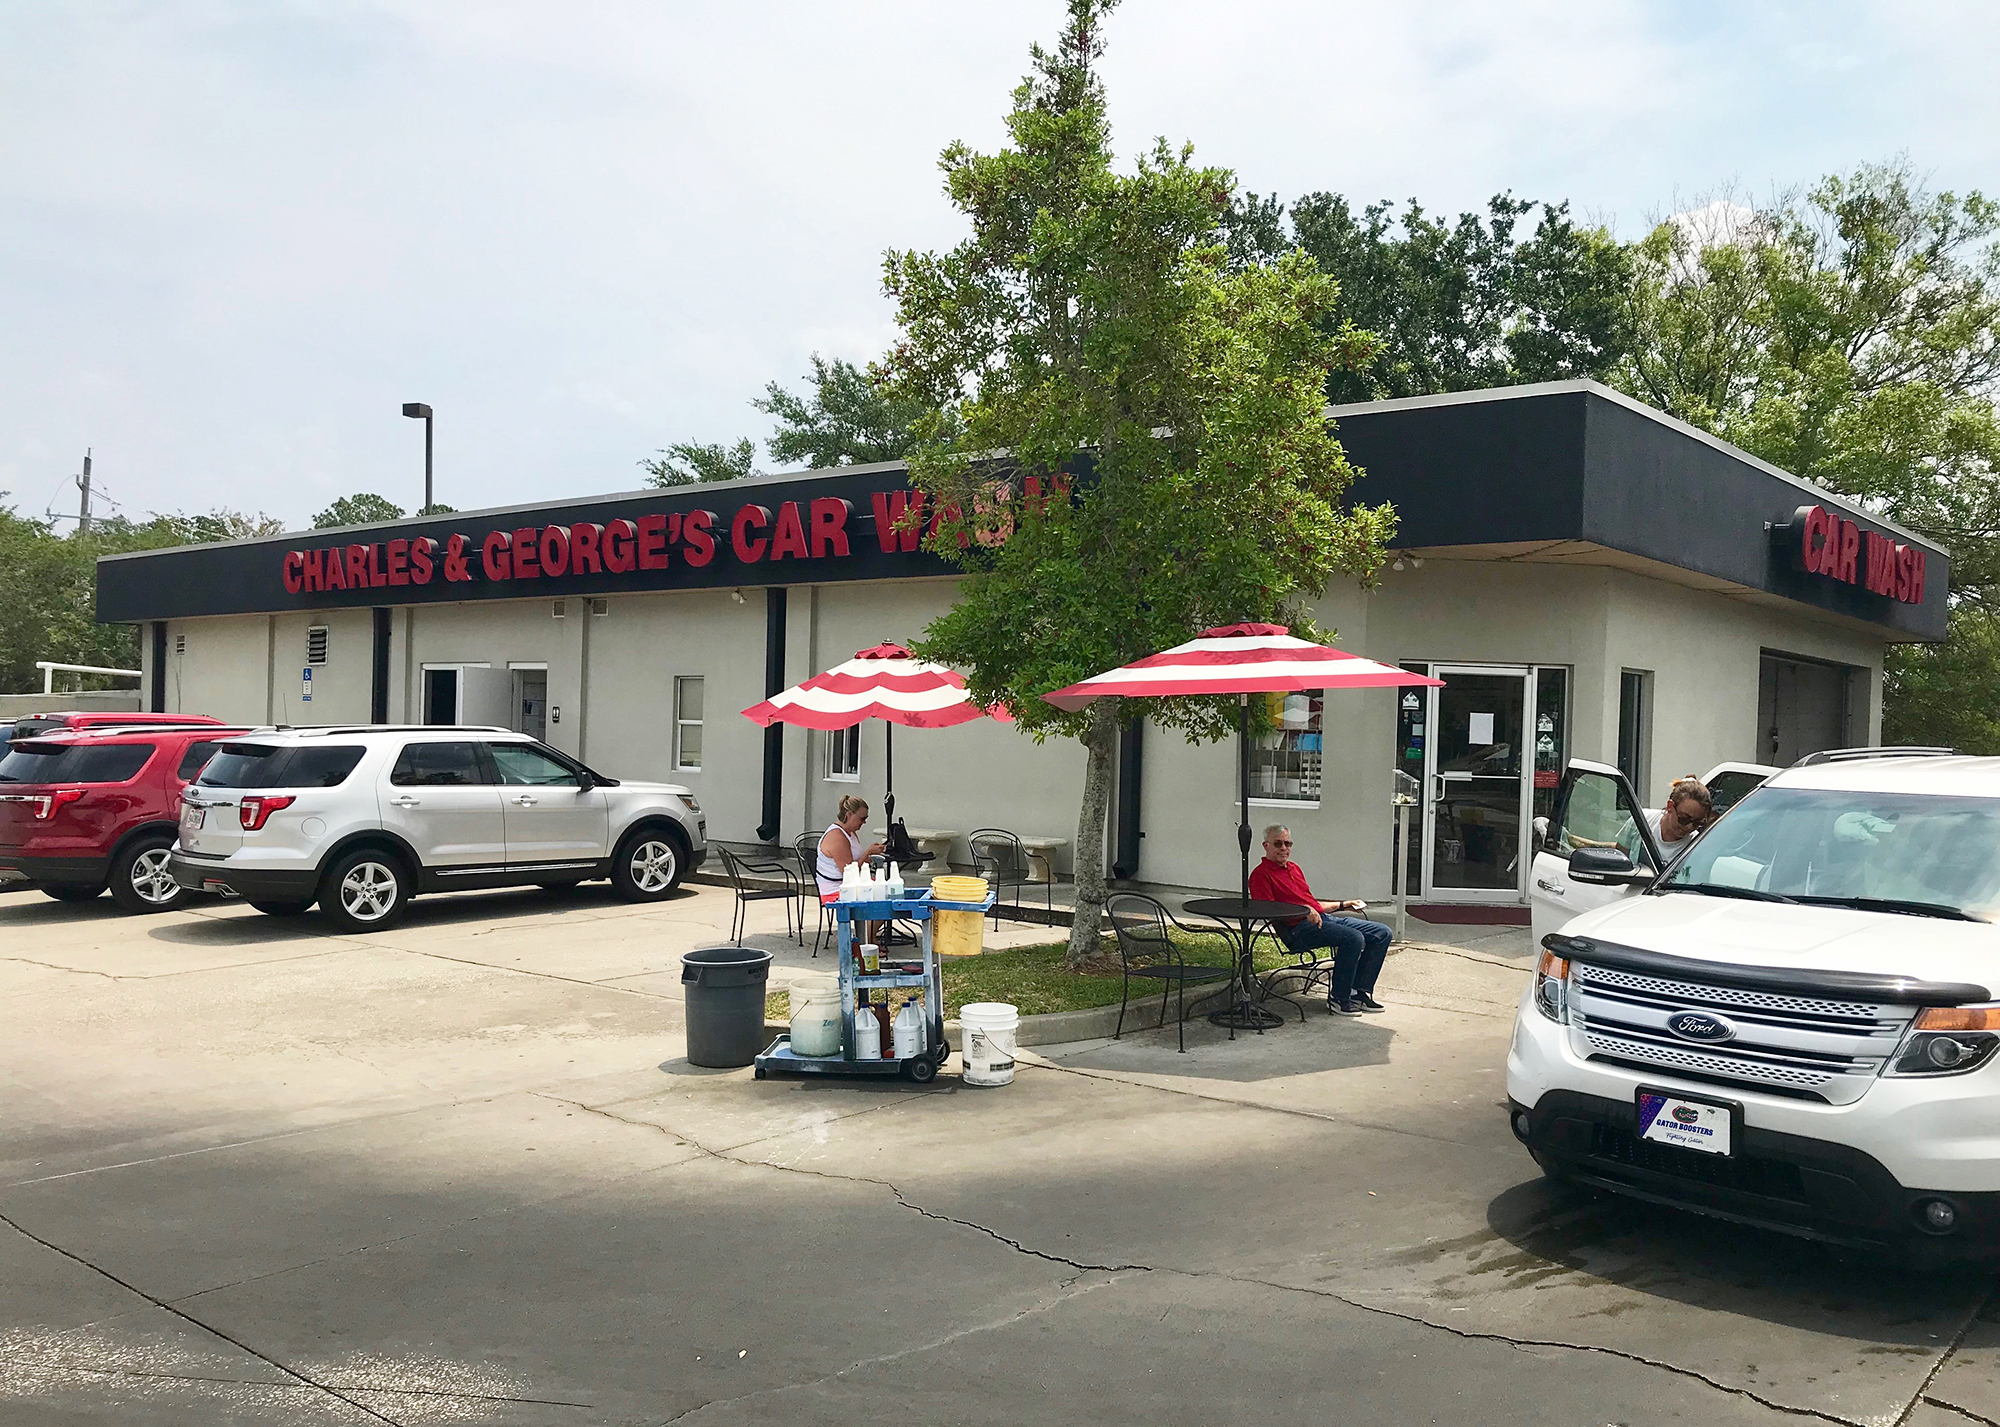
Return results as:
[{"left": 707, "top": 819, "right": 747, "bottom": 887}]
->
[
  {"left": 379, "top": 740, "right": 507, "bottom": 871},
  {"left": 1529, "top": 757, "right": 1664, "bottom": 947},
  {"left": 487, "top": 742, "right": 609, "bottom": 867}
]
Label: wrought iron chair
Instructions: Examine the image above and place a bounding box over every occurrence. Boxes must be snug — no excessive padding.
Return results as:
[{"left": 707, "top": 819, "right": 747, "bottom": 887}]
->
[
  {"left": 969, "top": 828, "right": 1044, "bottom": 928},
  {"left": 717, "top": 845, "right": 800, "bottom": 946},
  {"left": 1255, "top": 919, "right": 1328, "bottom": 1021},
  {"left": 1107, "top": 893, "right": 1234, "bottom": 1053},
  {"left": 792, "top": 832, "right": 833, "bottom": 955}
]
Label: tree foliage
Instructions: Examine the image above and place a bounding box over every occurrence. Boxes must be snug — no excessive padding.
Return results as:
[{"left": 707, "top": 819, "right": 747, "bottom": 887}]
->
[
  {"left": 640, "top": 439, "right": 760, "bottom": 488},
  {"left": 755, "top": 355, "right": 934, "bottom": 468},
  {"left": 312, "top": 492, "right": 405, "bottom": 529},
  {"left": 881, "top": 0, "right": 1396, "bottom": 962},
  {"left": 1225, "top": 191, "right": 1632, "bottom": 401},
  {"left": 1613, "top": 163, "right": 2000, "bottom": 749}
]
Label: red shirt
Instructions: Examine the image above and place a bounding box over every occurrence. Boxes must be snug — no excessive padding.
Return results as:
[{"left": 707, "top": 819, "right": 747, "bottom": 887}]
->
[{"left": 1249, "top": 857, "right": 1320, "bottom": 924}]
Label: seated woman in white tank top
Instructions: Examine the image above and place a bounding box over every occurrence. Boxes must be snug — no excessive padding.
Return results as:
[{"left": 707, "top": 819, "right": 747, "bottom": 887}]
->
[{"left": 817, "top": 795, "right": 886, "bottom": 903}]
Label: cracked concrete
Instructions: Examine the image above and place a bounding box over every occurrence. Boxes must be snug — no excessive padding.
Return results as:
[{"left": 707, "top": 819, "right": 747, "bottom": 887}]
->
[{"left": 4, "top": 881, "right": 1997, "bottom": 1424}]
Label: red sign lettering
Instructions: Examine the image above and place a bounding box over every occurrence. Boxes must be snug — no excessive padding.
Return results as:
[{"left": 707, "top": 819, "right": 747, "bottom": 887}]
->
[
  {"left": 770, "top": 501, "right": 809, "bottom": 561},
  {"left": 409, "top": 538, "right": 435, "bottom": 585},
  {"left": 482, "top": 531, "right": 511, "bottom": 581},
  {"left": 570, "top": 522, "right": 602, "bottom": 574},
  {"left": 684, "top": 509, "right": 717, "bottom": 567},
  {"left": 636, "top": 513, "right": 671, "bottom": 570},
  {"left": 282, "top": 551, "right": 304, "bottom": 593},
  {"left": 1788, "top": 504, "right": 1924, "bottom": 605},
  {"left": 732, "top": 505, "right": 770, "bottom": 563},
  {"left": 810, "top": 497, "right": 851, "bottom": 558}
]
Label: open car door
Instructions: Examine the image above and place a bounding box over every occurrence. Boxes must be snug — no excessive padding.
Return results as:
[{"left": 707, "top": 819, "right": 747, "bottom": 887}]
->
[{"left": 1529, "top": 758, "right": 1663, "bottom": 948}]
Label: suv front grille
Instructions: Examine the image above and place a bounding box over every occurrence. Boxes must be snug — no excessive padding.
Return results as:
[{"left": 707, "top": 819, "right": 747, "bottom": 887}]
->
[
  {"left": 1586, "top": 1123, "right": 1808, "bottom": 1203},
  {"left": 1570, "top": 962, "right": 1914, "bottom": 1105}
]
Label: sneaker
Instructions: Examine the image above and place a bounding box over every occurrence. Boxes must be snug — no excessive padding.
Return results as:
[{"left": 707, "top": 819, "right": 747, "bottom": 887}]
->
[
  {"left": 1352, "top": 991, "right": 1387, "bottom": 1013},
  {"left": 1328, "top": 997, "right": 1363, "bottom": 1016}
]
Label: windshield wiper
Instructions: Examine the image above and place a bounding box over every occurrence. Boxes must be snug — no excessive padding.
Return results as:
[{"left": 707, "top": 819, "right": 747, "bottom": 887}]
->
[
  {"left": 1662, "top": 882, "right": 1798, "bottom": 903},
  {"left": 1790, "top": 895, "right": 1983, "bottom": 922}
]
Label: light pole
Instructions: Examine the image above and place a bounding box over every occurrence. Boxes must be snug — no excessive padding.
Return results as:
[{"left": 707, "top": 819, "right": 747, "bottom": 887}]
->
[{"left": 401, "top": 402, "right": 433, "bottom": 511}]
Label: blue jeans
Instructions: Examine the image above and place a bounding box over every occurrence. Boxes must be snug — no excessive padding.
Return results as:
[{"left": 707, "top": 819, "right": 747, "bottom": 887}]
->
[{"left": 1279, "top": 915, "right": 1390, "bottom": 1003}]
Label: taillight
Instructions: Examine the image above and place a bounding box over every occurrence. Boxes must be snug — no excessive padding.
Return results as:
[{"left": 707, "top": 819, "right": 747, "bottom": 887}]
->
[
  {"left": 33, "top": 788, "right": 87, "bottom": 821},
  {"left": 239, "top": 795, "right": 295, "bottom": 831}
]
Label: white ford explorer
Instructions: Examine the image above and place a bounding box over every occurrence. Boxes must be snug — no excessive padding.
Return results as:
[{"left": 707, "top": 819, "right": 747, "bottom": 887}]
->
[
  {"left": 1509, "top": 748, "right": 2000, "bottom": 1258},
  {"left": 170, "top": 727, "right": 706, "bottom": 932}
]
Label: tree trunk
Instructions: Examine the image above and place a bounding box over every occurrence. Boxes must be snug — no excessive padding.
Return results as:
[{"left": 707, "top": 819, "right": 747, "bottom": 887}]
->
[{"left": 1065, "top": 699, "right": 1121, "bottom": 969}]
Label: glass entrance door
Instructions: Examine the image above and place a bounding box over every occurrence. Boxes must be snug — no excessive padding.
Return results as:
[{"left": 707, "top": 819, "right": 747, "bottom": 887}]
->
[{"left": 1422, "top": 667, "right": 1531, "bottom": 902}]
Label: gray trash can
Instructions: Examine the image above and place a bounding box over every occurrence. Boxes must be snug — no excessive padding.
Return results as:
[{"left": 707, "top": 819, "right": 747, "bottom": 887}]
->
[{"left": 681, "top": 946, "right": 774, "bottom": 1068}]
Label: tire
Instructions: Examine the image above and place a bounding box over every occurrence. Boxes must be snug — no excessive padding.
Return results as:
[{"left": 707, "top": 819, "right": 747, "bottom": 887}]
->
[
  {"left": 611, "top": 827, "right": 687, "bottom": 901},
  {"left": 904, "top": 1055, "right": 938, "bottom": 1084},
  {"left": 249, "top": 899, "right": 315, "bottom": 916},
  {"left": 318, "top": 848, "right": 412, "bottom": 932},
  {"left": 109, "top": 835, "right": 188, "bottom": 914},
  {"left": 41, "top": 882, "right": 105, "bottom": 903}
]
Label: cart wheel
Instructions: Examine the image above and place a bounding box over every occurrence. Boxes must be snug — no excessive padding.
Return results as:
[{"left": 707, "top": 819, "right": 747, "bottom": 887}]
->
[
  {"left": 932, "top": 1041, "right": 951, "bottom": 1067},
  {"left": 753, "top": 1066, "right": 767, "bottom": 1080},
  {"left": 904, "top": 1056, "right": 938, "bottom": 1084}
]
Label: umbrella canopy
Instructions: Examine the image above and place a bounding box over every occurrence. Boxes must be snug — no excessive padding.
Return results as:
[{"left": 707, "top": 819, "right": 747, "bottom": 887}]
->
[
  {"left": 1045, "top": 623, "right": 1440, "bottom": 708},
  {"left": 742, "top": 643, "right": 1002, "bottom": 730}
]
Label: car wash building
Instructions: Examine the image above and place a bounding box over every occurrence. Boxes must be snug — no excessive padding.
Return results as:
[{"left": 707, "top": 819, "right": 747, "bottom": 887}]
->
[{"left": 96, "top": 381, "right": 1947, "bottom": 908}]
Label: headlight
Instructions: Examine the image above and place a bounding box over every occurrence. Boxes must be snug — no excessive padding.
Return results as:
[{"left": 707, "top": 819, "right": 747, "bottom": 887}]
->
[
  {"left": 676, "top": 793, "right": 701, "bottom": 814},
  {"left": 1534, "top": 950, "right": 1570, "bottom": 1024},
  {"left": 1887, "top": 1006, "right": 2000, "bottom": 1077}
]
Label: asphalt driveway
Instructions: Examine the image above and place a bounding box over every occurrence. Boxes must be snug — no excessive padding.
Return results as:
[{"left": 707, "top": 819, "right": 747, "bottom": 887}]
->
[{"left": 2, "top": 882, "right": 1996, "bottom": 1425}]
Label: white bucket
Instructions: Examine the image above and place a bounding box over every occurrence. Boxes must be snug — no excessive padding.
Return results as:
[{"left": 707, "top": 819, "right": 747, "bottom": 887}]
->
[
  {"left": 788, "top": 975, "right": 843, "bottom": 1058},
  {"left": 960, "top": 1002, "right": 1019, "bottom": 1087}
]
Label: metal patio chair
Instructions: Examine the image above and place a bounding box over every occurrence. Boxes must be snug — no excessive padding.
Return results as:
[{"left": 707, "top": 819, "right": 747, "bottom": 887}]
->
[
  {"left": 717, "top": 845, "right": 800, "bottom": 947},
  {"left": 792, "top": 831, "right": 834, "bottom": 955},
  {"left": 970, "top": 828, "right": 1045, "bottom": 928},
  {"left": 1107, "top": 893, "right": 1234, "bottom": 1054}
]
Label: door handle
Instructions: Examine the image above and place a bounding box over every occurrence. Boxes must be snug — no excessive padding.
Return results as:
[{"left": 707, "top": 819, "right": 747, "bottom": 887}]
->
[
  {"left": 513, "top": 795, "right": 538, "bottom": 807},
  {"left": 391, "top": 795, "right": 421, "bottom": 808},
  {"left": 1431, "top": 774, "right": 1446, "bottom": 804}
]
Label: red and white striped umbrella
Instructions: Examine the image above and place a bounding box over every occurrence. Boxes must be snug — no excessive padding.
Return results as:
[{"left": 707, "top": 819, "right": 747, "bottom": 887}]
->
[
  {"left": 742, "top": 643, "right": 1004, "bottom": 730},
  {"left": 1044, "top": 623, "right": 1442, "bottom": 708}
]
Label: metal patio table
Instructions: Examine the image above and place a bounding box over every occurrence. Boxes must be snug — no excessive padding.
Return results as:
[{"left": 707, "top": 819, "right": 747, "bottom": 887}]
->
[{"left": 1180, "top": 896, "right": 1303, "bottom": 1036}]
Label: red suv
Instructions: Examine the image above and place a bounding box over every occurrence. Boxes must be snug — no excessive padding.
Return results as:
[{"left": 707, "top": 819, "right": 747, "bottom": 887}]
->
[
  {"left": 3, "top": 710, "right": 222, "bottom": 742},
  {"left": 0, "top": 725, "right": 257, "bottom": 911}
]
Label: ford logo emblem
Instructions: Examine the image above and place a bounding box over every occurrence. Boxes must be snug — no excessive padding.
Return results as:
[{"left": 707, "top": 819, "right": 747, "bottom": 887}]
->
[{"left": 1667, "top": 1011, "right": 1737, "bottom": 1044}]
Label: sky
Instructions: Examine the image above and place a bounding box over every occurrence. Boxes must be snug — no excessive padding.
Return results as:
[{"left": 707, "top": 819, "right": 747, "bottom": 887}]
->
[{"left": 3, "top": 1, "right": 1996, "bottom": 534}]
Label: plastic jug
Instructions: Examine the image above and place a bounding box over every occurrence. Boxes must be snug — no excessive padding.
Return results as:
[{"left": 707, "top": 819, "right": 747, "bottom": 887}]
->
[
  {"left": 892, "top": 998, "right": 927, "bottom": 1059},
  {"left": 852, "top": 1003, "right": 882, "bottom": 1059},
  {"left": 788, "top": 975, "right": 843, "bottom": 1058}
]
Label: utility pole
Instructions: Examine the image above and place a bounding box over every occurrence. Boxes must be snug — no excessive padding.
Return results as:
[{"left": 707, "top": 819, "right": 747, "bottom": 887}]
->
[{"left": 76, "top": 449, "right": 92, "bottom": 534}]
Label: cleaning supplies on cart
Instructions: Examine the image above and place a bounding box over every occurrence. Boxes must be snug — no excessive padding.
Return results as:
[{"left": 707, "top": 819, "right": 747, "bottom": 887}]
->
[
  {"left": 859, "top": 942, "right": 880, "bottom": 975},
  {"left": 838, "top": 864, "right": 859, "bottom": 901},
  {"left": 852, "top": 1001, "right": 882, "bottom": 1059},
  {"left": 892, "top": 998, "right": 927, "bottom": 1059},
  {"left": 870, "top": 1001, "right": 894, "bottom": 1057},
  {"left": 886, "top": 864, "right": 905, "bottom": 898},
  {"left": 788, "top": 975, "right": 843, "bottom": 1057}
]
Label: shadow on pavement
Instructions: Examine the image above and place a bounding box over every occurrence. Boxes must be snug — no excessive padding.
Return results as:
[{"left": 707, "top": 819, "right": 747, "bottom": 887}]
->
[{"left": 140, "top": 883, "right": 703, "bottom": 945}]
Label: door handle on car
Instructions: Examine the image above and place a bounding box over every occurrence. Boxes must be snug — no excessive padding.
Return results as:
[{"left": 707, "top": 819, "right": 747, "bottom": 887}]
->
[
  {"left": 512, "top": 795, "right": 538, "bottom": 807},
  {"left": 391, "top": 795, "right": 421, "bottom": 808}
]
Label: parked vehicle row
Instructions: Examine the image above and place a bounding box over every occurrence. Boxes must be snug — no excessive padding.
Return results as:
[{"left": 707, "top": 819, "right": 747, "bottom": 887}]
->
[{"left": 0, "top": 714, "right": 706, "bottom": 927}]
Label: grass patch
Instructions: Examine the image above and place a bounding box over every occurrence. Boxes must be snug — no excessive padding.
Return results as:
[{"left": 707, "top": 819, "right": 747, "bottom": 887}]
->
[{"left": 766, "top": 927, "right": 1296, "bottom": 1022}]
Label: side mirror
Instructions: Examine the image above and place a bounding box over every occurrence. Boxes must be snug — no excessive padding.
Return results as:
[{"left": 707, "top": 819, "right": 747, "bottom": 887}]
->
[
  {"left": 576, "top": 772, "right": 595, "bottom": 793},
  {"left": 1568, "top": 846, "right": 1652, "bottom": 886},
  {"left": 1531, "top": 816, "right": 1549, "bottom": 853}
]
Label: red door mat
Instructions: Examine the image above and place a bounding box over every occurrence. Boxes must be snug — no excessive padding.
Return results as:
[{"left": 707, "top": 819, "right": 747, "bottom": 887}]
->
[{"left": 1408, "top": 904, "right": 1531, "bottom": 926}]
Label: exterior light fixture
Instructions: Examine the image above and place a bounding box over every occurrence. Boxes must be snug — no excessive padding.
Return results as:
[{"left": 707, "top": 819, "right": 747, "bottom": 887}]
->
[{"left": 402, "top": 402, "right": 434, "bottom": 510}]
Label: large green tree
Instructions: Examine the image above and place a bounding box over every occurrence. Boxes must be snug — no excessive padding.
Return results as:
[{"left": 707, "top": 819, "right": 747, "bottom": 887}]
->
[
  {"left": 882, "top": 0, "right": 1396, "bottom": 963},
  {"left": 312, "top": 492, "right": 405, "bottom": 529},
  {"left": 640, "top": 439, "right": 760, "bottom": 488},
  {"left": 1612, "top": 163, "right": 2000, "bottom": 749}
]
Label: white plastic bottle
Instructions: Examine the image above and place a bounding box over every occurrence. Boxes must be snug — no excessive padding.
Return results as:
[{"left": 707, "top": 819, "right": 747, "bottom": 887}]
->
[
  {"left": 853, "top": 1003, "right": 882, "bottom": 1059},
  {"left": 893, "top": 998, "right": 926, "bottom": 1059}
]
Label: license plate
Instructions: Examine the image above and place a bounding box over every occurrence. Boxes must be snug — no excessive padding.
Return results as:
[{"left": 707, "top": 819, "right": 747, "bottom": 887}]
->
[
  {"left": 181, "top": 805, "right": 205, "bottom": 832},
  {"left": 1637, "top": 1089, "right": 1734, "bottom": 1155}
]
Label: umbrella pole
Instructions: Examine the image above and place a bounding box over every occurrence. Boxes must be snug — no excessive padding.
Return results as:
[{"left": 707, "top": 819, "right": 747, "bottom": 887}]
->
[
  {"left": 1238, "top": 694, "right": 1252, "bottom": 1021},
  {"left": 883, "top": 722, "right": 895, "bottom": 828}
]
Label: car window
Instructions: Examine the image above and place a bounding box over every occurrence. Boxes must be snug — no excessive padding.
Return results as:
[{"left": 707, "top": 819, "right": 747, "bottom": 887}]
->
[
  {"left": 197, "top": 743, "right": 365, "bottom": 789},
  {"left": 282, "top": 746, "right": 367, "bottom": 788},
  {"left": 0, "top": 742, "right": 155, "bottom": 785},
  {"left": 1705, "top": 770, "right": 1768, "bottom": 813},
  {"left": 1557, "top": 768, "right": 1657, "bottom": 869},
  {"left": 488, "top": 744, "right": 579, "bottom": 787},
  {"left": 391, "top": 742, "right": 491, "bottom": 786},
  {"left": 198, "top": 744, "right": 282, "bottom": 787},
  {"left": 175, "top": 741, "right": 228, "bottom": 781}
]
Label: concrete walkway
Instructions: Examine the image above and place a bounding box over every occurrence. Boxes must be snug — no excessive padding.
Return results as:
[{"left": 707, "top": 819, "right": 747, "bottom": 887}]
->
[{"left": 1, "top": 880, "right": 1990, "bottom": 1426}]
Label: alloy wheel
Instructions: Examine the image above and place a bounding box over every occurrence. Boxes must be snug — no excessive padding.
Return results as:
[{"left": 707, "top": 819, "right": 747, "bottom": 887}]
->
[
  {"left": 629, "top": 840, "right": 678, "bottom": 893},
  {"left": 339, "top": 861, "right": 400, "bottom": 922},
  {"left": 130, "top": 847, "right": 179, "bottom": 904}
]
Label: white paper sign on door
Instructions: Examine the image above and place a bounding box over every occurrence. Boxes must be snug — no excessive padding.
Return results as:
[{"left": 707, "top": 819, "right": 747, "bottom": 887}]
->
[{"left": 1468, "top": 712, "right": 1494, "bottom": 744}]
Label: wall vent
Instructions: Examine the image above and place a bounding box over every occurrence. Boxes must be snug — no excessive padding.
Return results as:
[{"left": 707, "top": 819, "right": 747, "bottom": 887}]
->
[
  {"left": 306, "top": 626, "right": 329, "bottom": 665},
  {"left": 588, "top": 598, "right": 609, "bottom": 617},
  {"left": 174, "top": 634, "right": 186, "bottom": 657},
  {"left": 551, "top": 600, "right": 567, "bottom": 619}
]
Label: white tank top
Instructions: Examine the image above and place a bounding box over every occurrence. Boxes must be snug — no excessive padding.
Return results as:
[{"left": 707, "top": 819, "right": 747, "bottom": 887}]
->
[{"left": 816, "top": 822, "right": 864, "bottom": 896}]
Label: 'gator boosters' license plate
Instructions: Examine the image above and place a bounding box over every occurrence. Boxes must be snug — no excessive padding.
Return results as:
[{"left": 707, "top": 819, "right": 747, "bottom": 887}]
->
[{"left": 1636, "top": 1090, "right": 1734, "bottom": 1156}]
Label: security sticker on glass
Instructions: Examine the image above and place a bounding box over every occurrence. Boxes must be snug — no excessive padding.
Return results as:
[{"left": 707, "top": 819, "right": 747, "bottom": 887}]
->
[{"left": 1636, "top": 1091, "right": 1732, "bottom": 1156}]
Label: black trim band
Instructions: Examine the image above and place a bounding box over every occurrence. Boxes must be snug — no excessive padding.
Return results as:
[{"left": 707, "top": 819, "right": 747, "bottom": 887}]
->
[{"left": 1544, "top": 931, "right": 1990, "bottom": 1005}]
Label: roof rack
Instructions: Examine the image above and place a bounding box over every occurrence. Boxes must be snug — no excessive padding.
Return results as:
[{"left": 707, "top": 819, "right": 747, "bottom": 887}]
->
[
  {"left": 272, "top": 725, "right": 515, "bottom": 737},
  {"left": 1791, "top": 746, "right": 1956, "bottom": 767}
]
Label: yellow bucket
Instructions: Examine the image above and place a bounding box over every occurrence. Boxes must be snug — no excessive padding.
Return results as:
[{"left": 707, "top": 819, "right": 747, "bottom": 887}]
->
[{"left": 930, "top": 876, "right": 988, "bottom": 958}]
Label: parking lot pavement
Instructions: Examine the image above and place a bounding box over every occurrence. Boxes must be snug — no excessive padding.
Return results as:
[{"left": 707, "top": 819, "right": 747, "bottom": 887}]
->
[{"left": 3, "top": 884, "right": 1996, "bottom": 1425}]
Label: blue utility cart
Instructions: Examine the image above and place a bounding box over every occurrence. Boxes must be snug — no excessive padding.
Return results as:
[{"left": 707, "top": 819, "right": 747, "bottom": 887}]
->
[{"left": 754, "top": 888, "right": 993, "bottom": 1083}]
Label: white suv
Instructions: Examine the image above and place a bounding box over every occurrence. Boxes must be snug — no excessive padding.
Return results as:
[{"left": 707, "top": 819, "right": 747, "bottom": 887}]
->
[
  {"left": 1511, "top": 748, "right": 2000, "bottom": 1258},
  {"left": 170, "top": 727, "right": 706, "bottom": 932}
]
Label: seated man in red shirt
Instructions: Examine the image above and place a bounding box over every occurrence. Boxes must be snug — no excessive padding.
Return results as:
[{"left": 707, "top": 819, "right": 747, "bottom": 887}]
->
[{"left": 1247, "top": 824, "right": 1390, "bottom": 1015}]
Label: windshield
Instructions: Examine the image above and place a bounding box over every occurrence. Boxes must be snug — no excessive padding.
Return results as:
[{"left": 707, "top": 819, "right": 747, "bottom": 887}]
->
[{"left": 1663, "top": 787, "right": 2000, "bottom": 921}]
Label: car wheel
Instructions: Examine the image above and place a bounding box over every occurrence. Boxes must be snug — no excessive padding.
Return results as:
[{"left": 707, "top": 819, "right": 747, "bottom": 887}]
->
[
  {"left": 249, "top": 899, "right": 315, "bottom": 916},
  {"left": 41, "top": 882, "right": 105, "bottom": 903},
  {"left": 319, "top": 849, "right": 411, "bottom": 932},
  {"left": 612, "top": 828, "right": 685, "bottom": 901},
  {"left": 109, "top": 836, "right": 188, "bottom": 914}
]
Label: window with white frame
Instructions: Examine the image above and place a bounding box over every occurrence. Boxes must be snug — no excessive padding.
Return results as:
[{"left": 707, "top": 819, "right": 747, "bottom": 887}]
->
[
  {"left": 673, "top": 676, "right": 703, "bottom": 771},
  {"left": 826, "top": 725, "right": 860, "bottom": 782},
  {"left": 1250, "top": 689, "right": 1323, "bottom": 802}
]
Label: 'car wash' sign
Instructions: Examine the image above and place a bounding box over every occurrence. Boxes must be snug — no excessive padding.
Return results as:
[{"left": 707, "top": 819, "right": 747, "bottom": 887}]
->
[{"left": 1780, "top": 503, "right": 1927, "bottom": 605}]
